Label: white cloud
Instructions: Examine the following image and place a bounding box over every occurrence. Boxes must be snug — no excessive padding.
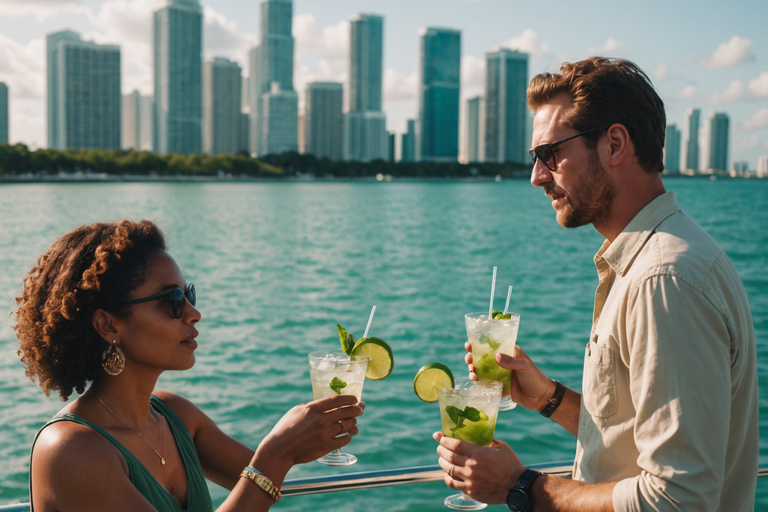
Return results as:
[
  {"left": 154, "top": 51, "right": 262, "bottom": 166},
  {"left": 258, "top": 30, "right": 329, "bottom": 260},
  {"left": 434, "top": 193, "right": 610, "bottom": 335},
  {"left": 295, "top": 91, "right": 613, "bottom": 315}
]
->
[
  {"left": 749, "top": 71, "right": 768, "bottom": 97},
  {"left": 701, "top": 36, "right": 755, "bottom": 68},
  {"left": 654, "top": 63, "right": 669, "bottom": 81},
  {"left": 0, "top": 33, "right": 46, "bottom": 147},
  {"left": 0, "top": 0, "right": 87, "bottom": 21},
  {"left": 202, "top": 6, "right": 257, "bottom": 69},
  {"left": 461, "top": 55, "right": 485, "bottom": 99},
  {"left": 586, "top": 37, "right": 630, "bottom": 57},
  {"left": 706, "top": 80, "right": 746, "bottom": 104},
  {"left": 384, "top": 68, "right": 417, "bottom": 101},
  {"left": 294, "top": 14, "right": 348, "bottom": 60},
  {"left": 740, "top": 108, "right": 768, "bottom": 132},
  {"left": 676, "top": 85, "right": 699, "bottom": 100},
  {"left": 498, "top": 29, "right": 550, "bottom": 57}
]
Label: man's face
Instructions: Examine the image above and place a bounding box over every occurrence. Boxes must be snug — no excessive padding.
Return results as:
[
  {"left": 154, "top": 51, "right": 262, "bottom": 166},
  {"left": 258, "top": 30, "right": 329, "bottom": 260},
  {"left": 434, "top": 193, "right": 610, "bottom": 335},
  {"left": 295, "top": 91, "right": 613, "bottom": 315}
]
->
[{"left": 530, "top": 94, "right": 615, "bottom": 229}]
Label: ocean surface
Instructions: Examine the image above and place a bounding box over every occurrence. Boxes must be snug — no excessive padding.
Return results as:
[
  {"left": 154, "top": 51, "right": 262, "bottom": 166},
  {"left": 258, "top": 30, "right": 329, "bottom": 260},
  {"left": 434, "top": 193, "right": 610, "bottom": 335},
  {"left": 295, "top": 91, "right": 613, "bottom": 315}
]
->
[{"left": 0, "top": 177, "right": 766, "bottom": 511}]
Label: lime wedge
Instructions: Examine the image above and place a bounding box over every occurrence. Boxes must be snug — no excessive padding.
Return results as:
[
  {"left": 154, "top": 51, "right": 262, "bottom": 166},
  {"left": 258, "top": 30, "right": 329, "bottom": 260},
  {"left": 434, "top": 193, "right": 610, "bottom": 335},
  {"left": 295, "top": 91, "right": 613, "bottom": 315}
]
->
[
  {"left": 350, "top": 337, "right": 394, "bottom": 380},
  {"left": 337, "top": 323, "right": 355, "bottom": 355},
  {"left": 413, "top": 363, "right": 454, "bottom": 403}
]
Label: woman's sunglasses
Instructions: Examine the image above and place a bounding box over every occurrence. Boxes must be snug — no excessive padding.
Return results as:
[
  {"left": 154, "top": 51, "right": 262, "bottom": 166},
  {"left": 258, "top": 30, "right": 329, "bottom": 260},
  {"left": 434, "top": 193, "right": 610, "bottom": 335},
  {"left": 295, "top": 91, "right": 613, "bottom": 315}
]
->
[{"left": 121, "top": 284, "right": 196, "bottom": 319}]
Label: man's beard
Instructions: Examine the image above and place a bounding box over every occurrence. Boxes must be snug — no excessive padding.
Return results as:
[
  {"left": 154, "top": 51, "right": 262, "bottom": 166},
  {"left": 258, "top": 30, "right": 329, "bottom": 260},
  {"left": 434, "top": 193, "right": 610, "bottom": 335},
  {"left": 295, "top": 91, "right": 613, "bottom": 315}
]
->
[{"left": 547, "top": 149, "right": 616, "bottom": 229}]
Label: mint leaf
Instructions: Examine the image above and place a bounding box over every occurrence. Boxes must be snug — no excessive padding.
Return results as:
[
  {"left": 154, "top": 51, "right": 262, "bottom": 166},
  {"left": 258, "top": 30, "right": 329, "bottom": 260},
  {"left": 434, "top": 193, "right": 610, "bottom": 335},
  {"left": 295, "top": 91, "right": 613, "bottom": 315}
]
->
[
  {"left": 492, "top": 310, "right": 503, "bottom": 318},
  {"left": 487, "top": 338, "right": 501, "bottom": 350},
  {"left": 479, "top": 333, "right": 490, "bottom": 345},
  {"left": 493, "top": 311, "right": 512, "bottom": 320},
  {"left": 446, "top": 405, "right": 462, "bottom": 425},
  {"left": 337, "top": 323, "right": 355, "bottom": 355},
  {"left": 330, "top": 377, "right": 347, "bottom": 394},
  {"left": 462, "top": 406, "right": 482, "bottom": 422}
]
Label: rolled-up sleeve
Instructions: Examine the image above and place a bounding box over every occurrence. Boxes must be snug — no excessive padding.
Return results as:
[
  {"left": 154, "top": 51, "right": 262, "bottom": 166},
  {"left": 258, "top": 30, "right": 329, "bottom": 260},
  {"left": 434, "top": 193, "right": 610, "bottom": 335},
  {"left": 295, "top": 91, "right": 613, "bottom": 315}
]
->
[{"left": 612, "top": 272, "right": 732, "bottom": 512}]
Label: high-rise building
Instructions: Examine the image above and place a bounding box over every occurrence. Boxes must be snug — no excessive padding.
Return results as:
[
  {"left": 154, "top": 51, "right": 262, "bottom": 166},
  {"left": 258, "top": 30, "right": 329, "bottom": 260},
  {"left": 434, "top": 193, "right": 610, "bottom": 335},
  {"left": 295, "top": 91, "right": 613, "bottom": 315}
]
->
[
  {"left": 757, "top": 155, "right": 768, "bottom": 177},
  {"left": 249, "top": 0, "right": 297, "bottom": 156},
  {"left": 664, "top": 123, "right": 681, "bottom": 173},
  {"left": 417, "top": 27, "right": 461, "bottom": 162},
  {"left": 305, "top": 82, "right": 343, "bottom": 160},
  {"left": 484, "top": 49, "right": 528, "bottom": 164},
  {"left": 684, "top": 108, "right": 700, "bottom": 173},
  {"left": 344, "top": 14, "right": 387, "bottom": 162},
  {"left": 46, "top": 30, "right": 121, "bottom": 150},
  {"left": 388, "top": 132, "right": 395, "bottom": 162},
  {"left": 465, "top": 96, "right": 484, "bottom": 162},
  {"left": 122, "top": 91, "right": 153, "bottom": 151},
  {"left": 153, "top": 0, "right": 203, "bottom": 154},
  {"left": 708, "top": 112, "right": 729, "bottom": 173},
  {"left": 203, "top": 57, "right": 242, "bottom": 155},
  {"left": 0, "top": 82, "right": 8, "bottom": 143},
  {"left": 400, "top": 119, "right": 415, "bottom": 162}
]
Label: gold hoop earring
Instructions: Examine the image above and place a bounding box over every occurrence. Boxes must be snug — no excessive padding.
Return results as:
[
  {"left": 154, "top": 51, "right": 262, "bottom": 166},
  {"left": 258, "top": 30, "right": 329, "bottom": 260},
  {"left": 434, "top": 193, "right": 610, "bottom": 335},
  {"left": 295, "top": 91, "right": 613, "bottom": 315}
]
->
[{"left": 102, "top": 340, "right": 125, "bottom": 376}]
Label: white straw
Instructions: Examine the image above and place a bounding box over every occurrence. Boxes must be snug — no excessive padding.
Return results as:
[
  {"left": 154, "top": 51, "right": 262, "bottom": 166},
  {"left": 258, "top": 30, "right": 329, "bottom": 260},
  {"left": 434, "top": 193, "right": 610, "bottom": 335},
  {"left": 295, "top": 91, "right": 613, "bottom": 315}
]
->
[
  {"left": 363, "top": 305, "right": 377, "bottom": 338},
  {"left": 488, "top": 267, "right": 497, "bottom": 319},
  {"left": 503, "top": 285, "right": 513, "bottom": 315}
]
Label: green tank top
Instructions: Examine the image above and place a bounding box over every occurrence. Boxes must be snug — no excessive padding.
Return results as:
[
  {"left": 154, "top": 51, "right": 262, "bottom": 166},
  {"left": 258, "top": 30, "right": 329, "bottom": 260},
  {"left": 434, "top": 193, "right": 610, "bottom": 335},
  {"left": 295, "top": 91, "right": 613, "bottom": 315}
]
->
[{"left": 30, "top": 395, "right": 213, "bottom": 512}]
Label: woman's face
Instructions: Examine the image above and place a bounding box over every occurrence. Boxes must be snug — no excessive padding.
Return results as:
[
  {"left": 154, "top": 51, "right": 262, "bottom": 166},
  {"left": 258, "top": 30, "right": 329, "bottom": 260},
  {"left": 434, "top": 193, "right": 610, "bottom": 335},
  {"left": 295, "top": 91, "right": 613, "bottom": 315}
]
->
[{"left": 115, "top": 250, "right": 201, "bottom": 373}]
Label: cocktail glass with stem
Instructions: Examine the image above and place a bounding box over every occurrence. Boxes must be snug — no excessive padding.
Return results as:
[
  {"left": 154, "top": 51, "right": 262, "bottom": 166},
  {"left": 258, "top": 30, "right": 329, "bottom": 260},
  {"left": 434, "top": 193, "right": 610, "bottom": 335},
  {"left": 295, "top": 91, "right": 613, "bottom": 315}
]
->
[
  {"left": 465, "top": 312, "right": 520, "bottom": 411},
  {"left": 437, "top": 379, "right": 503, "bottom": 510},
  {"left": 308, "top": 350, "right": 369, "bottom": 465}
]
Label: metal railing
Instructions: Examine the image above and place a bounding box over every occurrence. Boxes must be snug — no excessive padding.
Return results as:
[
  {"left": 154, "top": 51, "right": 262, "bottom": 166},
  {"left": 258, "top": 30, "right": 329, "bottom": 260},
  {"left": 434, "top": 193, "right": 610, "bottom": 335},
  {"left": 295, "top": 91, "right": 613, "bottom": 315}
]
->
[{"left": 1, "top": 461, "right": 766, "bottom": 511}]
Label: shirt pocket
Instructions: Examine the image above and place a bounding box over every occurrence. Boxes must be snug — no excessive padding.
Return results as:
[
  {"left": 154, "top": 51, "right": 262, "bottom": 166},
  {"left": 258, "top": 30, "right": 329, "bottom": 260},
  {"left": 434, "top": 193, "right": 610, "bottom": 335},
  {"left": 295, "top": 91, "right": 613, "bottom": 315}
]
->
[{"left": 582, "top": 337, "right": 618, "bottom": 419}]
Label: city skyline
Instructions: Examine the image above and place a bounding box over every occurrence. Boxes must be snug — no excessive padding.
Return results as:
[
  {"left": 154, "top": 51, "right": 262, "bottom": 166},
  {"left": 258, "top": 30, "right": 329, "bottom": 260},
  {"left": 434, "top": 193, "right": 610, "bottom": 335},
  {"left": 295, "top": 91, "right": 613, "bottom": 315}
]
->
[{"left": 0, "top": 0, "right": 766, "bottom": 168}]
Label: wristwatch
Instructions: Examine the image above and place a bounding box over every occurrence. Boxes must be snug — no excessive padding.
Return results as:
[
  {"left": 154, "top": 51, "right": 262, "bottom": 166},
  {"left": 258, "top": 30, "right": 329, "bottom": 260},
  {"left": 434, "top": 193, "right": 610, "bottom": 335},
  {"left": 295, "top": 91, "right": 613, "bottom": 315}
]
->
[{"left": 506, "top": 468, "right": 542, "bottom": 511}]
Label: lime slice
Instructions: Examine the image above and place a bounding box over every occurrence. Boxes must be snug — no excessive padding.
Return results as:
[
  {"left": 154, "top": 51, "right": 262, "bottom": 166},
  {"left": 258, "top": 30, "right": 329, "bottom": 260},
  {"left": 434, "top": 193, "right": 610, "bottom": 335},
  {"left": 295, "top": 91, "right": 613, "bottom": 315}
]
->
[
  {"left": 413, "top": 363, "right": 454, "bottom": 403},
  {"left": 337, "top": 323, "right": 355, "bottom": 355},
  {"left": 350, "top": 337, "right": 394, "bottom": 380}
]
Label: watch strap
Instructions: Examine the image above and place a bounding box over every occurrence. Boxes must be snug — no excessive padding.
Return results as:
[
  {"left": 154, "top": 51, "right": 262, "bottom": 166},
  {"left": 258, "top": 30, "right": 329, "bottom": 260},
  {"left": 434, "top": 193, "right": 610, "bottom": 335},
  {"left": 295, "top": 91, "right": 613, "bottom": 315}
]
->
[
  {"left": 507, "top": 468, "right": 542, "bottom": 511},
  {"left": 538, "top": 380, "right": 565, "bottom": 418}
]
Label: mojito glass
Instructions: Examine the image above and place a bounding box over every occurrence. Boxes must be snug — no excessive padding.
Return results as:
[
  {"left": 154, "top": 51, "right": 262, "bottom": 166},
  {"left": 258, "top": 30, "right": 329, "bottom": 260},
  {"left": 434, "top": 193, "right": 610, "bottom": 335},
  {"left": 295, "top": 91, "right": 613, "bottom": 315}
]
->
[
  {"left": 465, "top": 312, "right": 520, "bottom": 411},
  {"left": 437, "top": 379, "right": 503, "bottom": 510},
  {"left": 308, "top": 350, "right": 368, "bottom": 465}
]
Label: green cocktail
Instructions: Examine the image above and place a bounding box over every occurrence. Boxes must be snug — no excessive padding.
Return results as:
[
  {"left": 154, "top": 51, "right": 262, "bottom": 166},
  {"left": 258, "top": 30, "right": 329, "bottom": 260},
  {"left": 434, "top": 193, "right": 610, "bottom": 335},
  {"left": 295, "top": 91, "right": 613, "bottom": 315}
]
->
[
  {"left": 466, "top": 312, "right": 520, "bottom": 411},
  {"left": 436, "top": 379, "right": 502, "bottom": 510}
]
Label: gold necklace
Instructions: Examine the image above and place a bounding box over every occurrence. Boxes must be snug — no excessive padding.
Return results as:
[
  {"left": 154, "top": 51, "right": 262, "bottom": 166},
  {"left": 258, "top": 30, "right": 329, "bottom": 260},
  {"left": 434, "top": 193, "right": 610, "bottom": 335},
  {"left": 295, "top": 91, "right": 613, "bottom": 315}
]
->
[{"left": 89, "top": 389, "right": 166, "bottom": 466}]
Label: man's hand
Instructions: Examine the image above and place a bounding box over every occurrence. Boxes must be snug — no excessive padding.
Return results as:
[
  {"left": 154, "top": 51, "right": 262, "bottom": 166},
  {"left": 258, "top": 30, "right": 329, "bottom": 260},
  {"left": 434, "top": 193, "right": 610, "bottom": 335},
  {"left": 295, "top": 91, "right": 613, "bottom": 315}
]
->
[
  {"left": 434, "top": 431, "right": 526, "bottom": 505},
  {"left": 465, "top": 342, "right": 555, "bottom": 412}
]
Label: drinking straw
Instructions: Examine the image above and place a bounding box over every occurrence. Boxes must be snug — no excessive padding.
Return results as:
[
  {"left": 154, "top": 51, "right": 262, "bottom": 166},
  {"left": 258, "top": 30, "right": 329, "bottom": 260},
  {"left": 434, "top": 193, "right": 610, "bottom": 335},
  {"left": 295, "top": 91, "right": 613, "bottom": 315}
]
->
[
  {"left": 363, "top": 305, "right": 377, "bottom": 338},
  {"left": 503, "top": 285, "right": 514, "bottom": 315},
  {"left": 488, "top": 266, "right": 497, "bottom": 319}
]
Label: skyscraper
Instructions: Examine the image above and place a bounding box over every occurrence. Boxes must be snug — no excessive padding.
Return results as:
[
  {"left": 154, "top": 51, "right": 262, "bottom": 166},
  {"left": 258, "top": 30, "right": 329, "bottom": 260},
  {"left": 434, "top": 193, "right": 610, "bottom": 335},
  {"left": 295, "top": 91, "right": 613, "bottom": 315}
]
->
[
  {"left": 664, "top": 123, "right": 681, "bottom": 173},
  {"left": 305, "top": 82, "right": 343, "bottom": 160},
  {"left": 465, "top": 96, "right": 484, "bottom": 163},
  {"left": 685, "top": 108, "right": 700, "bottom": 173},
  {"left": 153, "top": 0, "right": 203, "bottom": 154},
  {"left": 46, "top": 30, "right": 121, "bottom": 150},
  {"left": 203, "top": 57, "right": 242, "bottom": 155},
  {"left": 122, "top": 91, "right": 153, "bottom": 151},
  {"left": 249, "top": 0, "right": 297, "bottom": 156},
  {"left": 0, "top": 82, "right": 8, "bottom": 144},
  {"left": 418, "top": 27, "right": 461, "bottom": 162},
  {"left": 345, "top": 14, "right": 387, "bottom": 162},
  {"left": 400, "top": 119, "right": 415, "bottom": 162},
  {"left": 708, "top": 112, "right": 729, "bottom": 173},
  {"left": 484, "top": 49, "right": 528, "bottom": 164}
]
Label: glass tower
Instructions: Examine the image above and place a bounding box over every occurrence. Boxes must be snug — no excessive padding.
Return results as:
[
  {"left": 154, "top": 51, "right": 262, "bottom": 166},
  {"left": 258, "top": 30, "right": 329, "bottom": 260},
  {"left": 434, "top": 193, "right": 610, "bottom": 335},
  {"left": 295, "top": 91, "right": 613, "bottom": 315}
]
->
[
  {"left": 664, "top": 123, "right": 681, "bottom": 173},
  {"left": 0, "top": 82, "right": 8, "bottom": 143},
  {"left": 465, "top": 96, "right": 483, "bottom": 163},
  {"left": 418, "top": 27, "right": 461, "bottom": 162},
  {"left": 305, "top": 82, "right": 343, "bottom": 160},
  {"left": 46, "top": 30, "right": 121, "bottom": 150},
  {"left": 484, "top": 49, "right": 528, "bottom": 164},
  {"left": 249, "top": 0, "right": 297, "bottom": 156},
  {"left": 153, "top": 0, "right": 203, "bottom": 155},
  {"left": 708, "top": 112, "right": 729, "bottom": 173},
  {"left": 203, "top": 57, "right": 242, "bottom": 155},
  {"left": 685, "top": 108, "right": 700, "bottom": 173}
]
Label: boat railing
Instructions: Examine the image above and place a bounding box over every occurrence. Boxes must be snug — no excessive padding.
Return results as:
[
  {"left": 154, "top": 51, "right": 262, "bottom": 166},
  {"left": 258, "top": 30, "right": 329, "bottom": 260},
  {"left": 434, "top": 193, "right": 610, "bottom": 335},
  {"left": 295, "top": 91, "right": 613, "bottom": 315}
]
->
[{"left": 1, "top": 461, "right": 766, "bottom": 511}]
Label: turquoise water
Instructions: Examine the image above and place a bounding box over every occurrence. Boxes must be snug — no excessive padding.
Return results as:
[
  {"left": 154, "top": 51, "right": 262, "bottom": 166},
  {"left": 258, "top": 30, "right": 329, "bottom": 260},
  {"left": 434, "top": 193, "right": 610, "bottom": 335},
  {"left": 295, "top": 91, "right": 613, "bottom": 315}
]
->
[{"left": 0, "top": 178, "right": 766, "bottom": 510}]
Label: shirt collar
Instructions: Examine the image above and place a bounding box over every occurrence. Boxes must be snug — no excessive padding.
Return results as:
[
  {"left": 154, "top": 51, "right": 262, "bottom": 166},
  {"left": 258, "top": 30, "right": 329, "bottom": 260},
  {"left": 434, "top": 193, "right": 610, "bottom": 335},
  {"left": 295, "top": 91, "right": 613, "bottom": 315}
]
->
[{"left": 594, "top": 191, "right": 681, "bottom": 276}]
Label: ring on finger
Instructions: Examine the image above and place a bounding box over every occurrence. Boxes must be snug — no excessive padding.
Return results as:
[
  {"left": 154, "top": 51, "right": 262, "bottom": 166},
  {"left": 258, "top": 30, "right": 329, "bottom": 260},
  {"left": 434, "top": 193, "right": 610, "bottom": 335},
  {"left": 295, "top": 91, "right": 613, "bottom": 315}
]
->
[
  {"left": 448, "top": 465, "right": 455, "bottom": 478},
  {"left": 339, "top": 421, "right": 345, "bottom": 435}
]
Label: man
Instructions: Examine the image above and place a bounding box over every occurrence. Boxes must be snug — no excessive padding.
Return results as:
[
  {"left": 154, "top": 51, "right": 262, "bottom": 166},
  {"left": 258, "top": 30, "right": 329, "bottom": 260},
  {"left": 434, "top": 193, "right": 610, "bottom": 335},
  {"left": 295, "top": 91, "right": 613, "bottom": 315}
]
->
[{"left": 434, "top": 57, "right": 758, "bottom": 511}]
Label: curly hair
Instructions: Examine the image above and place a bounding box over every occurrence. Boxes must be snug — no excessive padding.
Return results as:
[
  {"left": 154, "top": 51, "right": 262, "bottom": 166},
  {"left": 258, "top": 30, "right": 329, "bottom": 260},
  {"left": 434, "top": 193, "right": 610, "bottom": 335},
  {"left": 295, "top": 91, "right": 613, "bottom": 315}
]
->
[
  {"left": 14, "top": 220, "right": 166, "bottom": 401},
  {"left": 527, "top": 56, "right": 666, "bottom": 174}
]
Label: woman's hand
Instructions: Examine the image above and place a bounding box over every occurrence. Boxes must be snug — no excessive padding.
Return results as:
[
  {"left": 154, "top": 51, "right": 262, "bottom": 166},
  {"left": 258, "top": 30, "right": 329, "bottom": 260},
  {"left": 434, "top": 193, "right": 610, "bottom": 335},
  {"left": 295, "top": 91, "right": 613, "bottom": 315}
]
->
[{"left": 257, "top": 395, "right": 365, "bottom": 466}]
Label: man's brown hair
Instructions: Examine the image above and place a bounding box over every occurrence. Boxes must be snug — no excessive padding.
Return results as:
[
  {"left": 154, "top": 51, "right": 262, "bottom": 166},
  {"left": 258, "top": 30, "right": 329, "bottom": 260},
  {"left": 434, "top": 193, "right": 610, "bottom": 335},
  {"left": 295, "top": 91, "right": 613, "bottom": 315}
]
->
[{"left": 527, "top": 57, "right": 666, "bottom": 173}]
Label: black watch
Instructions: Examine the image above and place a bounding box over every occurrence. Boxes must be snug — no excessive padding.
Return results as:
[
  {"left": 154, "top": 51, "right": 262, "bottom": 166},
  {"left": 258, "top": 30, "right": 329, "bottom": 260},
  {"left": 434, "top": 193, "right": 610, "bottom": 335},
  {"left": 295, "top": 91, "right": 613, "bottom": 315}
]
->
[{"left": 506, "top": 468, "right": 542, "bottom": 512}]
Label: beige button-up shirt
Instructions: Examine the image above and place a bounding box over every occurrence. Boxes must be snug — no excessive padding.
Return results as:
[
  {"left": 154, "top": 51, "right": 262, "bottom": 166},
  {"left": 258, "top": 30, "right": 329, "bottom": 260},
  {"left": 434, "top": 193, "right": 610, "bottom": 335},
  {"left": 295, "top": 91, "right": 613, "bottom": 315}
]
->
[{"left": 571, "top": 191, "right": 758, "bottom": 511}]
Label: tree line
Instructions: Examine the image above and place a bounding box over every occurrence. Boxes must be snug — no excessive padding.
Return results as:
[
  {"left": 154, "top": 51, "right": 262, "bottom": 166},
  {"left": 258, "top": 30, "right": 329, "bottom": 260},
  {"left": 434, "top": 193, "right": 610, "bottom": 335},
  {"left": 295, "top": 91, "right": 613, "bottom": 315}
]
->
[{"left": 0, "top": 143, "right": 531, "bottom": 180}]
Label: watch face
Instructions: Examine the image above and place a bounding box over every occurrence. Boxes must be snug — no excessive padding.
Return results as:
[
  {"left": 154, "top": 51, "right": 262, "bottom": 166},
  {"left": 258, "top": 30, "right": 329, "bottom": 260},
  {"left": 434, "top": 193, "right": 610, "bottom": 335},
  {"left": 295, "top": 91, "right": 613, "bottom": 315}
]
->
[{"left": 506, "top": 489, "right": 528, "bottom": 511}]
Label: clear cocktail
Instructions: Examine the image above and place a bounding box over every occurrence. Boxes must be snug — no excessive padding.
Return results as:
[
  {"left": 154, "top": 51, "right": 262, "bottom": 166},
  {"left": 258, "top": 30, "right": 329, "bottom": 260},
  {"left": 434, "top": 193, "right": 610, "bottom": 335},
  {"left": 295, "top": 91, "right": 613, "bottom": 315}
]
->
[
  {"left": 437, "top": 379, "right": 502, "bottom": 510},
  {"left": 465, "top": 312, "right": 520, "bottom": 411},
  {"left": 308, "top": 350, "right": 368, "bottom": 465}
]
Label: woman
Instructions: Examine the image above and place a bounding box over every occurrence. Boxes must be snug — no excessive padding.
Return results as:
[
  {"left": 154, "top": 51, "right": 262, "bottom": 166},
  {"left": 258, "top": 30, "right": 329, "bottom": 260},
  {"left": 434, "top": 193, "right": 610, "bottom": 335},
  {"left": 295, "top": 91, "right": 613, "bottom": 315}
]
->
[{"left": 14, "top": 220, "right": 364, "bottom": 511}]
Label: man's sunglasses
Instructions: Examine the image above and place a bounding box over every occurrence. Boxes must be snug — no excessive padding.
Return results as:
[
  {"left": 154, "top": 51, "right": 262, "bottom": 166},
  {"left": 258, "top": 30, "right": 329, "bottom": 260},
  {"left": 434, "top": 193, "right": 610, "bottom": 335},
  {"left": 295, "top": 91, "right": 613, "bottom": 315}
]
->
[
  {"left": 121, "top": 284, "right": 196, "bottom": 319},
  {"left": 529, "top": 128, "right": 598, "bottom": 172}
]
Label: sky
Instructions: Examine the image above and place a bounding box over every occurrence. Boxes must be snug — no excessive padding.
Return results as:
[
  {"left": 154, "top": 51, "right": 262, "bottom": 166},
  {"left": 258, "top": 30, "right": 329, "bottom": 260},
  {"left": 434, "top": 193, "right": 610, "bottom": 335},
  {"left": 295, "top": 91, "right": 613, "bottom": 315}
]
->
[{"left": 0, "top": 0, "right": 766, "bottom": 169}]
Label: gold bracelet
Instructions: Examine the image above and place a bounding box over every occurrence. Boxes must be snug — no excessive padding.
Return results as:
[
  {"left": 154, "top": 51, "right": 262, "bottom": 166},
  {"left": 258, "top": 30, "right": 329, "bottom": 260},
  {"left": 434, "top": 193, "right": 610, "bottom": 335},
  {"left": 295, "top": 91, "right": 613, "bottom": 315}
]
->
[{"left": 240, "top": 466, "right": 281, "bottom": 504}]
